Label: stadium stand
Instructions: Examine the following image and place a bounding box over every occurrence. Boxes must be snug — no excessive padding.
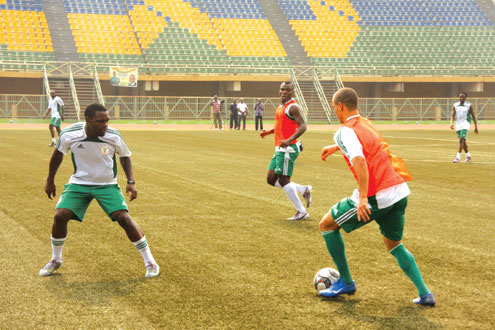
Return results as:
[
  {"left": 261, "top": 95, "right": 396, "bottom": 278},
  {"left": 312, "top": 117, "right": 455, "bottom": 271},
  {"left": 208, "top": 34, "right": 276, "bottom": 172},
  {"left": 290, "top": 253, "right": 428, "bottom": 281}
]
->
[
  {"left": 279, "top": 0, "right": 495, "bottom": 75},
  {"left": 65, "top": 0, "right": 145, "bottom": 66},
  {"left": 0, "top": 0, "right": 55, "bottom": 69},
  {"left": 64, "top": 0, "right": 290, "bottom": 73}
]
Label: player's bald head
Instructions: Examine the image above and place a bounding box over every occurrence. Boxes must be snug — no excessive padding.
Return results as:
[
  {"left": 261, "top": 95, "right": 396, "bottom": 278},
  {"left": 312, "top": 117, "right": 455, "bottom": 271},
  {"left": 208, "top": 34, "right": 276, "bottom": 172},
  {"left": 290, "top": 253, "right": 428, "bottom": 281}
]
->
[{"left": 333, "top": 88, "right": 358, "bottom": 110}]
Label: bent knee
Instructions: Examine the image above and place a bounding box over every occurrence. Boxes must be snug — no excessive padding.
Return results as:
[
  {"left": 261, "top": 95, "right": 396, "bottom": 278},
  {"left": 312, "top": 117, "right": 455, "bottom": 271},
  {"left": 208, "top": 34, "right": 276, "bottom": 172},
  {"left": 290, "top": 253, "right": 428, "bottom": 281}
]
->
[
  {"left": 112, "top": 210, "right": 130, "bottom": 223},
  {"left": 319, "top": 211, "right": 340, "bottom": 232},
  {"left": 54, "top": 209, "right": 72, "bottom": 222}
]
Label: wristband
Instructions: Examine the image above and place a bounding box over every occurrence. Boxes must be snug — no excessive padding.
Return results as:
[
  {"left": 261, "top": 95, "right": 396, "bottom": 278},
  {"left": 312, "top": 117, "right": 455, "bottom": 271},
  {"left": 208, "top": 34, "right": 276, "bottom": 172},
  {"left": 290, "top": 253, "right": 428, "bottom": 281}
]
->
[{"left": 127, "top": 180, "right": 136, "bottom": 184}]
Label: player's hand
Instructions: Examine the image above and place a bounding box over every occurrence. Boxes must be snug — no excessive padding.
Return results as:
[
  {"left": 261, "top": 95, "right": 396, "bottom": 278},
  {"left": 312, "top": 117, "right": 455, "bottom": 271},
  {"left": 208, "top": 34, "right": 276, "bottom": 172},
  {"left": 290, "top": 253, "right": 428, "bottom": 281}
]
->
[
  {"left": 259, "top": 130, "right": 269, "bottom": 138},
  {"left": 42, "top": 115, "right": 46, "bottom": 120},
  {"left": 321, "top": 145, "right": 340, "bottom": 161},
  {"left": 126, "top": 183, "right": 137, "bottom": 201},
  {"left": 279, "top": 139, "right": 291, "bottom": 148},
  {"left": 357, "top": 196, "right": 371, "bottom": 222},
  {"left": 474, "top": 127, "right": 478, "bottom": 134},
  {"left": 450, "top": 124, "right": 454, "bottom": 130},
  {"left": 61, "top": 115, "right": 65, "bottom": 121},
  {"left": 44, "top": 180, "right": 56, "bottom": 200}
]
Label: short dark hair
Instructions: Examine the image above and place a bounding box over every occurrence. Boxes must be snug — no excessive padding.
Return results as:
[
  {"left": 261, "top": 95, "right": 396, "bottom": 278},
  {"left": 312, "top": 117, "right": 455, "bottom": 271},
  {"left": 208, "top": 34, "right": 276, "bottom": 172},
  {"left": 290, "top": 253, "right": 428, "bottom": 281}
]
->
[
  {"left": 460, "top": 92, "right": 468, "bottom": 97},
  {"left": 84, "top": 103, "right": 107, "bottom": 119},
  {"left": 281, "top": 81, "right": 294, "bottom": 90},
  {"left": 333, "top": 87, "right": 358, "bottom": 110}
]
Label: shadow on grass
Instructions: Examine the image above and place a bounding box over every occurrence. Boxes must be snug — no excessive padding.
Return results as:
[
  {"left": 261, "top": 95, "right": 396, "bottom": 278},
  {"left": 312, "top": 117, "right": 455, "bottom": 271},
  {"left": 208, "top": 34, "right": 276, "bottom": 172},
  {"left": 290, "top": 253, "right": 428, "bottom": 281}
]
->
[
  {"left": 43, "top": 275, "right": 147, "bottom": 306},
  {"left": 322, "top": 298, "right": 441, "bottom": 329}
]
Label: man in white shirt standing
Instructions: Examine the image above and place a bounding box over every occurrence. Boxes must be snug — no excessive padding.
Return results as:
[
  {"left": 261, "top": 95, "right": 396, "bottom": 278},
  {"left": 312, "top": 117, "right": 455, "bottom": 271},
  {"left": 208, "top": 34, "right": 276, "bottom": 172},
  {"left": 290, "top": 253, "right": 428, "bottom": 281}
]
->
[
  {"left": 236, "top": 98, "right": 248, "bottom": 130},
  {"left": 450, "top": 92, "right": 478, "bottom": 163},
  {"left": 39, "top": 103, "right": 159, "bottom": 278},
  {"left": 42, "top": 91, "right": 65, "bottom": 146}
]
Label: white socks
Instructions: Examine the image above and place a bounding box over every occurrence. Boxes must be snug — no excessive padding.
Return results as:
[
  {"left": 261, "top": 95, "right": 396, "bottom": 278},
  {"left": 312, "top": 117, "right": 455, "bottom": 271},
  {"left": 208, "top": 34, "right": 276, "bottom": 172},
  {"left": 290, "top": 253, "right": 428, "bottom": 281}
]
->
[
  {"left": 466, "top": 152, "right": 471, "bottom": 157},
  {"left": 51, "top": 236, "right": 66, "bottom": 262},
  {"left": 292, "top": 183, "right": 307, "bottom": 195},
  {"left": 283, "top": 182, "right": 306, "bottom": 213},
  {"left": 133, "top": 236, "right": 156, "bottom": 265},
  {"left": 51, "top": 137, "right": 56, "bottom": 143},
  {"left": 456, "top": 152, "right": 461, "bottom": 159}
]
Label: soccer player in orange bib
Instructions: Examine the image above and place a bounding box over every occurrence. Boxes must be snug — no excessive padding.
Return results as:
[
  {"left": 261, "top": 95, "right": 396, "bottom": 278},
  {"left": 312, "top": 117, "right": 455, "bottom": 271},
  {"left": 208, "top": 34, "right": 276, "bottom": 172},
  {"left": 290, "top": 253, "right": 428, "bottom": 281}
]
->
[
  {"left": 318, "top": 88, "right": 435, "bottom": 306},
  {"left": 260, "top": 81, "right": 312, "bottom": 220}
]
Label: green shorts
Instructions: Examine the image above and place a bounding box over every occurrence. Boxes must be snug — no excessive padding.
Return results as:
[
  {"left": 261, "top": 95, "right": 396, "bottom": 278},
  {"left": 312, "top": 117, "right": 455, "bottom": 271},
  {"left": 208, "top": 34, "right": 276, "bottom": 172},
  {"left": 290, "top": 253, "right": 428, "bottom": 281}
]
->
[
  {"left": 457, "top": 129, "right": 468, "bottom": 139},
  {"left": 49, "top": 117, "right": 61, "bottom": 127},
  {"left": 56, "top": 184, "right": 128, "bottom": 221},
  {"left": 330, "top": 196, "right": 408, "bottom": 241},
  {"left": 268, "top": 144, "right": 299, "bottom": 177}
]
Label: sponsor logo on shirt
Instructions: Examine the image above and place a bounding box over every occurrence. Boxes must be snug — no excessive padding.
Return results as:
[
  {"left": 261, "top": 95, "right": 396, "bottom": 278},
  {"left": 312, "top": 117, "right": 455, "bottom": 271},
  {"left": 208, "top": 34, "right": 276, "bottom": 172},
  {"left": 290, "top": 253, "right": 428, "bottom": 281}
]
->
[
  {"left": 101, "top": 146, "right": 109, "bottom": 155},
  {"left": 77, "top": 144, "right": 84, "bottom": 149}
]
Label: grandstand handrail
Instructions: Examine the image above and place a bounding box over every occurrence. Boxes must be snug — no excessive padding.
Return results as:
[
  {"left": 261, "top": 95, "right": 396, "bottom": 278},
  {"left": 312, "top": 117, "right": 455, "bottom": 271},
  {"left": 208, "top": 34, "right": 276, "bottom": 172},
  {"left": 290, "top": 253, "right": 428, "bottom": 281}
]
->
[
  {"left": 311, "top": 68, "right": 332, "bottom": 124},
  {"left": 334, "top": 70, "right": 345, "bottom": 90},
  {"left": 1, "top": 60, "right": 495, "bottom": 77},
  {"left": 68, "top": 65, "right": 81, "bottom": 121},
  {"left": 290, "top": 68, "right": 309, "bottom": 121},
  {"left": 93, "top": 65, "right": 105, "bottom": 106},
  {"left": 42, "top": 64, "right": 51, "bottom": 101}
]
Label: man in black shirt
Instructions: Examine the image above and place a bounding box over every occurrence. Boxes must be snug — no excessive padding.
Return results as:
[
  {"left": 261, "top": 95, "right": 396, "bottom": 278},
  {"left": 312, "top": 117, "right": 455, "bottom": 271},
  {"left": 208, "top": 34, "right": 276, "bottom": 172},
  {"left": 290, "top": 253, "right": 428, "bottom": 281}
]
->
[{"left": 229, "top": 100, "right": 238, "bottom": 130}]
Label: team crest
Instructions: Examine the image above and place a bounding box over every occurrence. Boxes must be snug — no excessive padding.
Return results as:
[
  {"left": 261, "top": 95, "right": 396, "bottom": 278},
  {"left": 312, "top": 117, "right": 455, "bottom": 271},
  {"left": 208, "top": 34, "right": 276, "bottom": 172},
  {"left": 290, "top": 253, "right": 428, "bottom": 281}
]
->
[{"left": 100, "top": 146, "right": 110, "bottom": 155}]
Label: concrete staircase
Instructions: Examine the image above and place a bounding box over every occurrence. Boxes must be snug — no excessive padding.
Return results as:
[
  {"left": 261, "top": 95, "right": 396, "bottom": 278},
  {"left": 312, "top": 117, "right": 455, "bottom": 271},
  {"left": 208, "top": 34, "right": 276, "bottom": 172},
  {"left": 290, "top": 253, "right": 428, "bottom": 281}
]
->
[
  {"left": 41, "top": 0, "right": 79, "bottom": 62},
  {"left": 47, "top": 78, "right": 76, "bottom": 119},
  {"left": 473, "top": 0, "right": 495, "bottom": 24},
  {"left": 257, "top": 0, "right": 311, "bottom": 66},
  {"left": 74, "top": 79, "right": 98, "bottom": 111},
  {"left": 298, "top": 80, "right": 327, "bottom": 122}
]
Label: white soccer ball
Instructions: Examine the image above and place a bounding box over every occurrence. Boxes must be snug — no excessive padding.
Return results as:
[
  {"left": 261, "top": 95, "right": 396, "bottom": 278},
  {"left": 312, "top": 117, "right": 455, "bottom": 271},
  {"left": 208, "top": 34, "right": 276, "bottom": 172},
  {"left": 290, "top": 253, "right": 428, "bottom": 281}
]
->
[
  {"left": 314, "top": 267, "right": 340, "bottom": 292},
  {"left": 153, "top": 120, "right": 157, "bottom": 125},
  {"left": 9, "top": 119, "right": 13, "bottom": 124}
]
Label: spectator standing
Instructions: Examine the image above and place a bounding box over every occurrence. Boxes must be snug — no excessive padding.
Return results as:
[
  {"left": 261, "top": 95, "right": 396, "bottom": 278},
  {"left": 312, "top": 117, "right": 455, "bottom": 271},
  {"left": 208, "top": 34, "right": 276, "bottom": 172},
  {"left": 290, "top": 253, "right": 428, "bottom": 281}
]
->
[
  {"left": 236, "top": 98, "right": 248, "bottom": 130},
  {"left": 211, "top": 95, "right": 224, "bottom": 130},
  {"left": 229, "top": 99, "right": 238, "bottom": 130},
  {"left": 254, "top": 98, "right": 265, "bottom": 131}
]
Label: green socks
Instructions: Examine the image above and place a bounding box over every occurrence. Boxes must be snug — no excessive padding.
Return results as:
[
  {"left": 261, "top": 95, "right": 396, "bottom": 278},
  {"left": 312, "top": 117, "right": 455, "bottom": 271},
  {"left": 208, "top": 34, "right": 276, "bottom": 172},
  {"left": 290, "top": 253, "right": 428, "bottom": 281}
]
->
[
  {"left": 390, "top": 243, "right": 430, "bottom": 297},
  {"left": 321, "top": 230, "right": 353, "bottom": 284}
]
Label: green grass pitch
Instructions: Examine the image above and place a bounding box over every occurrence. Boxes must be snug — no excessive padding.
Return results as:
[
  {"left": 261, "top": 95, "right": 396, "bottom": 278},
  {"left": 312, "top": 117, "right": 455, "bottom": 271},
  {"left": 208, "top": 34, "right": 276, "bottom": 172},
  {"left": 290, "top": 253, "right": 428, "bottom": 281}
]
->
[{"left": 0, "top": 127, "right": 494, "bottom": 329}]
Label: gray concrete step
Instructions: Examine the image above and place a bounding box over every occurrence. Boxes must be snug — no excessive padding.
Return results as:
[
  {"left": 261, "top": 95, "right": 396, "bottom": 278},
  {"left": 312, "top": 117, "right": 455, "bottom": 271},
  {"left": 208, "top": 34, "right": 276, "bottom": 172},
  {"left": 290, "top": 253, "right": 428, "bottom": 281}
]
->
[
  {"left": 41, "top": 0, "right": 80, "bottom": 62},
  {"left": 257, "top": 0, "right": 311, "bottom": 66}
]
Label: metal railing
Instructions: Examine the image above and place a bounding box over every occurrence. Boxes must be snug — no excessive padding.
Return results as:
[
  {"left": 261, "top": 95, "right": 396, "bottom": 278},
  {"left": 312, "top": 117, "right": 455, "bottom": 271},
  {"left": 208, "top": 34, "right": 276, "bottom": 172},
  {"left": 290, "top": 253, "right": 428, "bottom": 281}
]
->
[
  {"left": 93, "top": 65, "right": 105, "bottom": 106},
  {"left": 68, "top": 65, "right": 81, "bottom": 120},
  {"left": 290, "top": 68, "right": 309, "bottom": 121},
  {"left": 312, "top": 68, "right": 332, "bottom": 123},
  {"left": 42, "top": 65, "right": 51, "bottom": 101},
  {"left": 1, "top": 95, "right": 494, "bottom": 121}
]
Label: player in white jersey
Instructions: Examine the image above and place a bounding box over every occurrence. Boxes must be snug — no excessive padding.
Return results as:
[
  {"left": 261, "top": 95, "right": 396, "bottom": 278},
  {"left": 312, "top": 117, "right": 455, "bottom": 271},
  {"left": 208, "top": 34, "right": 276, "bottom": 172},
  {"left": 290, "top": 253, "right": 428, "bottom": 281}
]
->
[
  {"left": 39, "top": 104, "right": 159, "bottom": 278},
  {"left": 42, "top": 91, "right": 65, "bottom": 147},
  {"left": 450, "top": 92, "right": 478, "bottom": 163}
]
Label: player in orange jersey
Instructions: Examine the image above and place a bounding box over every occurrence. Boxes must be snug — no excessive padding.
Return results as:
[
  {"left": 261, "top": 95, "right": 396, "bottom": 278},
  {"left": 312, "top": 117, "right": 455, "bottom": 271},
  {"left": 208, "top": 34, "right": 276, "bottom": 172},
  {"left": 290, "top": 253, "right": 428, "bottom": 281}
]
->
[
  {"left": 260, "top": 81, "right": 312, "bottom": 220},
  {"left": 318, "top": 88, "right": 435, "bottom": 306}
]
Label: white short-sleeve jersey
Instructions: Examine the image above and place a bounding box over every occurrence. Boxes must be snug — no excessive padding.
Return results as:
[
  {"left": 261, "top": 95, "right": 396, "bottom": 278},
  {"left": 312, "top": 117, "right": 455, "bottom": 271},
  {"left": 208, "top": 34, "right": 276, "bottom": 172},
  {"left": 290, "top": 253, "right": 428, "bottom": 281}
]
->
[
  {"left": 453, "top": 101, "right": 471, "bottom": 131},
  {"left": 56, "top": 123, "right": 131, "bottom": 185},
  {"left": 48, "top": 96, "right": 64, "bottom": 118},
  {"left": 333, "top": 115, "right": 410, "bottom": 209},
  {"left": 237, "top": 103, "right": 248, "bottom": 115}
]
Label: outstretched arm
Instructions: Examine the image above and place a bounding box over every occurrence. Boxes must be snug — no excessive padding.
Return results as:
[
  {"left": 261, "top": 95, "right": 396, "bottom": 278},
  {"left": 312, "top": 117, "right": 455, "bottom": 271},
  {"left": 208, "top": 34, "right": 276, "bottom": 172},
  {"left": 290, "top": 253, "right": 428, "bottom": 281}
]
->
[
  {"left": 279, "top": 104, "right": 307, "bottom": 148},
  {"left": 120, "top": 157, "right": 137, "bottom": 201},
  {"left": 259, "top": 128, "right": 274, "bottom": 138},
  {"left": 45, "top": 149, "right": 64, "bottom": 199},
  {"left": 321, "top": 144, "right": 340, "bottom": 161},
  {"left": 470, "top": 105, "right": 478, "bottom": 134}
]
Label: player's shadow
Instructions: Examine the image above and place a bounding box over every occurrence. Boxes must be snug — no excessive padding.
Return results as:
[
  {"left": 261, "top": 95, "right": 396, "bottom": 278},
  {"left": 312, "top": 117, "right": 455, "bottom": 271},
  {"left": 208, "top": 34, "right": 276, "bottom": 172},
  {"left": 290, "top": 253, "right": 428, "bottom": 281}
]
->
[
  {"left": 322, "top": 298, "right": 441, "bottom": 329},
  {"left": 43, "top": 275, "right": 146, "bottom": 306}
]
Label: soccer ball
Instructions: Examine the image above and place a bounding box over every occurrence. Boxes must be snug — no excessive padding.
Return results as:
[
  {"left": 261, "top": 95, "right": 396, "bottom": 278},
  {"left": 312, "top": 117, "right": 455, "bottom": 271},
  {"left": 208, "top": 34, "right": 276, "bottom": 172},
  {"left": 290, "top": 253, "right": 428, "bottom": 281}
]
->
[{"left": 314, "top": 267, "right": 340, "bottom": 292}]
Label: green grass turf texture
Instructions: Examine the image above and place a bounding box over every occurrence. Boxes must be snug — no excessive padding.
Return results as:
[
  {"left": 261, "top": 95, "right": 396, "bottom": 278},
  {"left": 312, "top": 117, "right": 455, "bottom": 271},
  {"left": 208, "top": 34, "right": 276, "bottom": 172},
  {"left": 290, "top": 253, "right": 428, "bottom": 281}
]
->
[{"left": 0, "top": 127, "right": 493, "bottom": 329}]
